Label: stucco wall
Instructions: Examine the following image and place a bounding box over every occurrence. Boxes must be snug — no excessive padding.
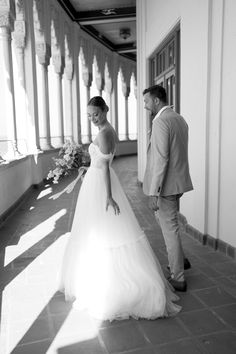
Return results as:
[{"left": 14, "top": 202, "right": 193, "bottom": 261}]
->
[{"left": 0, "top": 151, "right": 57, "bottom": 219}]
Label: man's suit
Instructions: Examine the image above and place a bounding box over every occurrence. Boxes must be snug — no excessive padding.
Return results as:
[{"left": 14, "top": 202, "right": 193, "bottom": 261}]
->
[{"left": 143, "top": 106, "right": 193, "bottom": 281}]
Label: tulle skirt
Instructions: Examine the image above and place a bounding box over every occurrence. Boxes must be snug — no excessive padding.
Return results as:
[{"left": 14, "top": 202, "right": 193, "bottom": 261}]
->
[{"left": 59, "top": 166, "right": 181, "bottom": 321}]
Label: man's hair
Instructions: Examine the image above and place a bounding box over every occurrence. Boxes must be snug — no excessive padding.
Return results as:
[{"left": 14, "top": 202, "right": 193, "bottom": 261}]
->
[{"left": 143, "top": 85, "right": 167, "bottom": 103}]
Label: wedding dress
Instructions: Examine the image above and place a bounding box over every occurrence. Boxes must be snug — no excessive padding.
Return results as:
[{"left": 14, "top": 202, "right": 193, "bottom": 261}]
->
[{"left": 59, "top": 142, "right": 181, "bottom": 321}]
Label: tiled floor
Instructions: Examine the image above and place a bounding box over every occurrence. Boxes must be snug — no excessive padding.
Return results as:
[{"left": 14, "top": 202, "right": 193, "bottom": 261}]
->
[{"left": 0, "top": 155, "right": 236, "bottom": 354}]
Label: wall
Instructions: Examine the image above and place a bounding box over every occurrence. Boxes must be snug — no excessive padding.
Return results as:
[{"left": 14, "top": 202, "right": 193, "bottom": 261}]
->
[
  {"left": 136, "top": 0, "right": 236, "bottom": 248},
  {"left": 216, "top": 0, "right": 236, "bottom": 247},
  {"left": 0, "top": 150, "right": 57, "bottom": 220}
]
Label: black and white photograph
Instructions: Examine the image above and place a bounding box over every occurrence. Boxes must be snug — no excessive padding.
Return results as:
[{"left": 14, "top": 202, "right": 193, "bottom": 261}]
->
[{"left": 0, "top": 0, "right": 236, "bottom": 353}]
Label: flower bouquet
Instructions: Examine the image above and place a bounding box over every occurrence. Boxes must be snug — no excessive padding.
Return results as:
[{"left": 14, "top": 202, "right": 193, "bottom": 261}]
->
[{"left": 47, "top": 140, "right": 90, "bottom": 184}]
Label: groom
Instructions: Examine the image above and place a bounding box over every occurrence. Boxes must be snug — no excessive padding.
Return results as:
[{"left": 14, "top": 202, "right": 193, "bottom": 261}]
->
[{"left": 142, "top": 85, "right": 193, "bottom": 292}]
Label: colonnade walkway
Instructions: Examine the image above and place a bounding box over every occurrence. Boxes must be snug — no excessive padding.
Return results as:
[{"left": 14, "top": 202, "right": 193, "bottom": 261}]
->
[{"left": 0, "top": 156, "right": 236, "bottom": 354}]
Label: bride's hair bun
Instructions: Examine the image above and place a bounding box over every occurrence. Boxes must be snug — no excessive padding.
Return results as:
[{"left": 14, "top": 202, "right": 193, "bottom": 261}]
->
[{"left": 88, "top": 96, "right": 109, "bottom": 112}]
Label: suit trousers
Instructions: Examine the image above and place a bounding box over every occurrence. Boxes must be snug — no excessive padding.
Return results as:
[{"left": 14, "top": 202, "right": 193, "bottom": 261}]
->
[{"left": 155, "top": 194, "right": 185, "bottom": 281}]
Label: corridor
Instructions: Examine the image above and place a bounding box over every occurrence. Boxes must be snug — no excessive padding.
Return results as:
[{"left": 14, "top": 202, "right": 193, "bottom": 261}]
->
[{"left": 0, "top": 155, "right": 236, "bottom": 354}]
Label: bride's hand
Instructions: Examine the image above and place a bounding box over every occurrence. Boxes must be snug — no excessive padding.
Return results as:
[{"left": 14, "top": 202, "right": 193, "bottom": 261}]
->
[{"left": 106, "top": 197, "right": 120, "bottom": 215}]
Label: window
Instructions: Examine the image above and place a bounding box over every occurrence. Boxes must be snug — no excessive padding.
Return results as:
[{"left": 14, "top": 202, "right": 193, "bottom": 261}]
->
[{"left": 149, "top": 24, "right": 180, "bottom": 113}]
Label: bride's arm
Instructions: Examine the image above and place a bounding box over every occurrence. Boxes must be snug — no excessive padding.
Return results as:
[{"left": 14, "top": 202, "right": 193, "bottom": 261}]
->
[{"left": 98, "top": 131, "right": 120, "bottom": 215}]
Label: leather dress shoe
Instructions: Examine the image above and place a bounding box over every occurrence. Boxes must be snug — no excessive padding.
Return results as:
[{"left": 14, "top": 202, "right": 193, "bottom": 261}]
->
[
  {"left": 168, "top": 278, "right": 187, "bottom": 292},
  {"left": 167, "top": 257, "right": 191, "bottom": 272}
]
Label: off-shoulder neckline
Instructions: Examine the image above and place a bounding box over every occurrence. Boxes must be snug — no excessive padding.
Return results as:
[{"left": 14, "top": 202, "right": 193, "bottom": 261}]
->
[{"left": 91, "top": 142, "right": 114, "bottom": 156}]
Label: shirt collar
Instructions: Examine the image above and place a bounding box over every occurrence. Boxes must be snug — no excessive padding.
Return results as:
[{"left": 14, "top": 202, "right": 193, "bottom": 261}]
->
[{"left": 153, "top": 105, "right": 170, "bottom": 122}]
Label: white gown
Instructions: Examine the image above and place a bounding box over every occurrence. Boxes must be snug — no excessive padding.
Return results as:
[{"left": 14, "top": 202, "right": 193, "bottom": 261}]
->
[{"left": 59, "top": 142, "right": 181, "bottom": 321}]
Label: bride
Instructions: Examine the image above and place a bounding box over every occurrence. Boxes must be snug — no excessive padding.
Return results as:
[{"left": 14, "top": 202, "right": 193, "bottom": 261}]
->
[{"left": 59, "top": 96, "right": 181, "bottom": 321}]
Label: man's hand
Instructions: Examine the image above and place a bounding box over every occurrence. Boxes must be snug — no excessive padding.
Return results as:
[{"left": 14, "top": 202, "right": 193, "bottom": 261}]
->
[{"left": 148, "top": 196, "right": 159, "bottom": 211}]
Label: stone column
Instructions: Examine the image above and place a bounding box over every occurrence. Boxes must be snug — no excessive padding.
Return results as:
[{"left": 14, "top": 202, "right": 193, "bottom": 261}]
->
[
  {"left": 111, "top": 72, "right": 119, "bottom": 135},
  {"left": 22, "top": 0, "right": 41, "bottom": 153},
  {"left": 82, "top": 67, "right": 92, "bottom": 142},
  {"left": 52, "top": 53, "right": 64, "bottom": 146},
  {"left": 0, "top": 0, "right": 21, "bottom": 159},
  {"left": 104, "top": 76, "right": 112, "bottom": 123},
  {"left": 72, "top": 23, "right": 81, "bottom": 144},
  {"left": 13, "top": 19, "right": 25, "bottom": 86},
  {"left": 64, "top": 57, "right": 74, "bottom": 142},
  {"left": 123, "top": 85, "right": 130, "bottom": 140},
  {"left": 12, "top": 14, "right": 29, "bottom": 154},
  {"left": 35, "top": 42, "right": 52, "bottom": 150}
]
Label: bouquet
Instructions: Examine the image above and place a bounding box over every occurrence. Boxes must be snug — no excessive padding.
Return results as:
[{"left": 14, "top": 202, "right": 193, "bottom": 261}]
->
[{"left": 47, "top": 140, "right": 90, "bottom": 184}]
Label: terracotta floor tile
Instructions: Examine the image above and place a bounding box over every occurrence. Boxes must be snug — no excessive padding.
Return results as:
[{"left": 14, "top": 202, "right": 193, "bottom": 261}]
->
[
  {"left": 56, "top": 337, "right": 106, "bottom": 354},
  {"left": 11, "top": 340, "right": 52, "bottom": 354},
  {"left": 139, "top": 318, "right": 189, "bottom": 345},
  {"left": 179, "top": 309, "right": 225, "bottom": 335},
  {"left": 198, "top": 331, "right": 236, "bottom": 354},
  {"left": 213, "top": 303, "right": 236, "bottom": 329},
  {"left": 185, "top": 273, "right": 215, "bottom": 290},
  {"left": 100, "top": 322, "right": 148, "bottom": 353},
  {"left": 177, "top": 292, "right": 205, "bottom": 312},
  {"left": 154, "top": 338, "right": 207, "bottom": 354},
  {"left": 194, "top": 287, "right": 236, "bottom": 307}
]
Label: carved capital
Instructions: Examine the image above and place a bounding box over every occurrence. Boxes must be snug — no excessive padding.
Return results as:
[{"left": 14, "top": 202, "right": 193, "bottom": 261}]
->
[
  {"left": 105, "top": 77, "right": 113, "bottom": 94},
  {"left": 35, "top": 42, "right": 51, "bottom": 66},
  {"left": 122, "top": 83, "right": 130, "bottom": 98},
  {"left": 95, "top": 73, "right": 104, "bottom": 92},
  {"left": 0, "top": 0, "right": 15, "bottom": 29},
  {"left": 65, "top": 57, "right": 73, "bottom": 80},
  {"left": 13, "top": 19, "right": 25, "bottom": 48},
  {"left": 82, "top": 67, "right": 92, "bottom": 87},
  {"left": 52, "top": 53, "right": 64, "bottom": 74}
]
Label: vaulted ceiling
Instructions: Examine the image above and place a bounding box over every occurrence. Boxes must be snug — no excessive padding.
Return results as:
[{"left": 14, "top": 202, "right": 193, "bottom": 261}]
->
[{"left": 56, "top": 0, "right": 136, "bottom": 61}]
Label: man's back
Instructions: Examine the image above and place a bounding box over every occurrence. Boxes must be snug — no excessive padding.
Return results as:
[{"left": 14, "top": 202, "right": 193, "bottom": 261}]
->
[{"left": 143, "top": 108, "right": 193, "bottom": 196}]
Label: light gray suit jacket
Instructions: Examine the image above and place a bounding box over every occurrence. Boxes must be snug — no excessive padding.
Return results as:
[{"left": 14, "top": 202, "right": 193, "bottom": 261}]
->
[{"left": 143, "top": 108, "right": 193, "bottom": 197}]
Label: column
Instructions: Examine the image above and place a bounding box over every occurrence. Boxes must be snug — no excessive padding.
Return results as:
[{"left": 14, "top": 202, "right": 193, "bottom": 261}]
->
[
  {"left": 82, "top": 67, "right": 92, "bottom": 142},
  {"left": 64, "top": 57, "right": 73, "bottom": 142},
  {"left": 110, "top": 53, "right": 119, "bottom": 135},
  {"left": 104, "top": 76, "right": 112, "bottom": 123},
  {"left": 52, "top": 54, "right": 64, "bottom": 146},
  {"left": 23, "top": 0, "right": 41, "bottom": 153},
  {"left": 0, "top": 0, "right": 21, "bottom": 159},
  {"left": 13, "top": 17, "right": 28, "bottom": 154},
  {"left": 35, "top": 42, "right": 52, "bottom": 150},
  {"left": 13, "top": 20, "right": 26, "bottom": 89},
  {"left": 72, "top": 23, "right": 81, "bottom": 144},
  {"left": 111, "top": 73, "right": 119, "bottom": 135},
  {"left": 123, "top": 84, "right": 130, "bottom": 140}
]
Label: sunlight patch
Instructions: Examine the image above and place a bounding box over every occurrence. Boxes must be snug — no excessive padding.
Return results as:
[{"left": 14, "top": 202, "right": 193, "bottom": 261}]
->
[
  {"left": 0, "top": 234, "right": 69, "bottom": 354},
  {"left": 46, "top": 309, "right": 101, "bottom": 353},
  {"left": 37, "top": 187, "right": 52, "bottom": 200},
  {"left": 4, "top": 209, "right": 67, "bottom": 266}
]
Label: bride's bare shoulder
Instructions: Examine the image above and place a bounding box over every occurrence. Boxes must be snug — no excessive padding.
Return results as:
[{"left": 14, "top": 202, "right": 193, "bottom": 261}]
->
[{"left": 97, "top": 127, "right": 116, "bottom": 154}]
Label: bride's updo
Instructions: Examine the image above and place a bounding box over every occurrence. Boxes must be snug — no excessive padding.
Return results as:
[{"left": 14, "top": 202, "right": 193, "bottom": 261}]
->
[{"left": 88, "top": 96, "right": 109, "bottom": 112}]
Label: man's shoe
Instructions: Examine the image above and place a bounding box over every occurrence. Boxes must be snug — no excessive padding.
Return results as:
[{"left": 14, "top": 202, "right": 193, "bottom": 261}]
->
[
  {"left": 168, "top": 278, "right": 187, "bottom": 292},
  {"left": 167, "top": 257, "right": 191, "bottom": 272},
  {"left": 184, "top": 258, "right": 191, "bottom": 270}
]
